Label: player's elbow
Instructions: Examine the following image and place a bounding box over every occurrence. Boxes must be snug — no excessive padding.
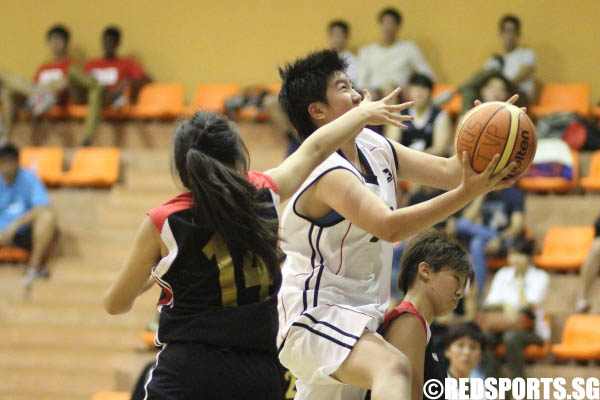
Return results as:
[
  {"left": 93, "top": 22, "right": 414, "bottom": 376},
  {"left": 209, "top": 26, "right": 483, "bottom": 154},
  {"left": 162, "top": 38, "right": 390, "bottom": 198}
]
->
[{"left": 104, "top": 291, "right": 131, "bottom": 315}]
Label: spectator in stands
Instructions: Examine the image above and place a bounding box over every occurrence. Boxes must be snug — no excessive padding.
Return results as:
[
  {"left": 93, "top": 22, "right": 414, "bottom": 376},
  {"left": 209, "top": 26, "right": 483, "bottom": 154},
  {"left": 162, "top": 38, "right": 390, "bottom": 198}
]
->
[
  {"left": 0, "top": 142, "right": 58, "bottom": 289},
  {"left": 264, "top": 19, "right": 357, "bottom": 156},
  {"left": 437, "top": 15, "right": 534, "bottom": 113},
  {"left": 575, "top": 215, "right": 600, "bottom": 313},
  {"left": 444, "top": 322, "right": 486, "bottom": 380},
  {"left": 83, "top": 26, "right": 151, "bottom": 144},
  {"left": 451, "top": 186, "right": 525, "bottom": 296},
  {"left": 479, "top": 237, "right": 549, "bottom": 379},
  {"left": 356, "top": 7, "right": 435, "bottom": 100},
  {"left": 385, "top": 73, "right": 452, "bottom": 156},
  {"left": 0, "top": 25, "right": 102, "bottom": 145},
  {"left": 485, "top": 15, "right": 536, "bottom": 104},
  {"left": 327, "top": 20, "right": 357, "bottom": 82}
]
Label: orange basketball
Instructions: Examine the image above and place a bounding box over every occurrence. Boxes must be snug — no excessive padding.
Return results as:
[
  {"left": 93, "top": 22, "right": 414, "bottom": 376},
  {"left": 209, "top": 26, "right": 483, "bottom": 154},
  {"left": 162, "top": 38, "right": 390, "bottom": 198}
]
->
[{"left": 455, "top": 101, "right": 537, "bottom": 180}]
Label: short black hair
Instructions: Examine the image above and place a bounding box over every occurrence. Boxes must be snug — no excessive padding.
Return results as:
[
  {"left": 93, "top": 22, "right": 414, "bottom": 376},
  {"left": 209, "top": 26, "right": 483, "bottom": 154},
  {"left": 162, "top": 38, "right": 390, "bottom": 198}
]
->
[
  {"left": 278, "top": 49, "right": 347, "bottom": 140},
  {"left": 0, "top": 141, "right": 19, "bottom": 160},
  {"left": 46, "top": 24, "right": 70, "bottom": 44},
  {"left": 499, "top": 14, "right": 521, "bottom": 34},
  {"left": 103, "top": 25, "right": 121, "bottom": 45},
  {"left": 409, "top": 73, "right": 434, "bottom": 90},
  {"left": 444, "top": 322, "right": 487, "bottom": 351},
  {"left": 398, "top": 229, "right": 474, "bottom": 293},
  {"left": 378, "top": 7, "right": 402, "bottom": 24},
  {"left": 328, "top": 20, "right": 350, "bottom": 37},
  {"left": 508, "top": 235, "right": 536, "bottom": 256}
]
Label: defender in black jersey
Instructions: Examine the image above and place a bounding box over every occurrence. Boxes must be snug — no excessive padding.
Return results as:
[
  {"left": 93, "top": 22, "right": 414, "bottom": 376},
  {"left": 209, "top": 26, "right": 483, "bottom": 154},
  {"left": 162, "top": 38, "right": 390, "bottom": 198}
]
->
[{"left": 103, "top": 81, "right": 414, "bottom": 399}]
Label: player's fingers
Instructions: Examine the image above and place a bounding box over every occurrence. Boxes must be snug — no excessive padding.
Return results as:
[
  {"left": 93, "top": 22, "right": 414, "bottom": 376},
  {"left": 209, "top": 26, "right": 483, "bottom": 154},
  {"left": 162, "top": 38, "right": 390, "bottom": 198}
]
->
[
  {"left": 493, "top": 161, "right": 518, "bottom": 183},
  {"left": 387, "top": 100, "right": 414, "bottom": 112},
  {"left": 382, "top": 87, "right": 402, "bottom": 103},
  {"left": 473, "top": 99, "right": 482, "bottom": 107},
  {"left": 483, "top": 153, "right": 502, "bottom": 176},
  {"left": 362, "top": 89, "right": 372, "bottom": 102},
  {"left": 506, "top": 94, "right": 519, "bottom": 105},
  {"left": 461, "top": 151, "right": 473, "bottom": 173},
  {"left": 385, "top": 116, "right": 408, "bottom": 129},
  {"left": 520, "top": 106, "right": 528, "bottom": 113}
]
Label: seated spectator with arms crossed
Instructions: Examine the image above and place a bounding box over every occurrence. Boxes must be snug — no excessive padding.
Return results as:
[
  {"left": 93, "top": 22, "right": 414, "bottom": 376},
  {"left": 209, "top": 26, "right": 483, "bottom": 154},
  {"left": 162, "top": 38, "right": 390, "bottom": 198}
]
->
[
  {"left": 479, "top": 237, "right": 550, "bottom": 379},
  {"left": 0, "top": 142, "right": 58, "bottom": 289}
]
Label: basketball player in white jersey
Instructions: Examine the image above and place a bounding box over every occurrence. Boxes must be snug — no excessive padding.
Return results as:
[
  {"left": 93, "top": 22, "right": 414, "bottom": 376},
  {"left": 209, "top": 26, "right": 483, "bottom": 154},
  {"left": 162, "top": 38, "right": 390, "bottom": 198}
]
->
[{"left": 276, "top": 50, "right": 520, "bottom": 399}]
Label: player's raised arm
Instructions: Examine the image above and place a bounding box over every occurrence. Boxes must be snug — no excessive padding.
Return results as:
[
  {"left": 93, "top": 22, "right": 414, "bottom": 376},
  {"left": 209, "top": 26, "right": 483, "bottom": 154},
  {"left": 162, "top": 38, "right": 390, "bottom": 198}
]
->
[
  {"left": 314, "top": 152, "right": 519, "bottom": 243},
  {"left": 265, "top": 88, "right": 413, "bottom": 202}
]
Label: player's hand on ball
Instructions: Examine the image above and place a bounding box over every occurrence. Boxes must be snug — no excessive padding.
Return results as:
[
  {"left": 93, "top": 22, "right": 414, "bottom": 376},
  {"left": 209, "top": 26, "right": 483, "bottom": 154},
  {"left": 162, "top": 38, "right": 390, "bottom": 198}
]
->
[
  {"left": 360, "top": 87, "right": 414, "bottom": 128},
  {"left": 459, "top": 151, "right": 519, "bottom": 197}
]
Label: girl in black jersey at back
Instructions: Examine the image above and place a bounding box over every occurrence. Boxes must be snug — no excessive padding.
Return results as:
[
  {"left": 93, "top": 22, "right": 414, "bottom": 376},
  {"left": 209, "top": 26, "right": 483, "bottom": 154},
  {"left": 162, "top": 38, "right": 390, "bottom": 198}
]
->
[{"left": 103, "top": 65, "right": 413, "bottom": 399}]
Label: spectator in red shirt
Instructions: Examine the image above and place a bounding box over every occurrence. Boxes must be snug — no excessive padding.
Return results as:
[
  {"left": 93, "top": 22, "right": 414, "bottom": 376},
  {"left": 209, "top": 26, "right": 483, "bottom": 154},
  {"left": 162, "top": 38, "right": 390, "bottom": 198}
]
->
[
  {"left": 85, "top": 26, "right": 151, "bottom": 104},
  {"left": 0, "top": 25, "right": 102, "bottom": 145}
]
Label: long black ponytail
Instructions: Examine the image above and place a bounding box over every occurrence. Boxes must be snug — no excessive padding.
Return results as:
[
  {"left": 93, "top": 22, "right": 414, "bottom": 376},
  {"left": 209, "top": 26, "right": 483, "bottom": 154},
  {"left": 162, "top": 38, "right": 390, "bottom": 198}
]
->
[{"left": 173, "top": 112, "right": 280, "bottom": 279}]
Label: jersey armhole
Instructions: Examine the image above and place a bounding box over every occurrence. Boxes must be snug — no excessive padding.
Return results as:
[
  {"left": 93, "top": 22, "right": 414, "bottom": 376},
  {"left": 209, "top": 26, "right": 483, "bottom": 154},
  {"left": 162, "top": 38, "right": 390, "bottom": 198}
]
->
[
  {"left": 383, "top": 137, "right": 399, "bottom": 172},
  {"left": 292, "top": 166, "right": 361, "bottom": 228},
  {"left": 247, "top": 170, "right": 279, "bottom": 194}
]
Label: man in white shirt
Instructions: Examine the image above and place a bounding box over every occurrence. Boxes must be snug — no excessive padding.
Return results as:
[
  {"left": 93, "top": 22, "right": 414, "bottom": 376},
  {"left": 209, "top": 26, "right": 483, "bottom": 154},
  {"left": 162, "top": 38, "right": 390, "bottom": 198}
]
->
[
  {"left": 327, "top": 20, "right": 357, "bottom": 82},
  {"left": 484, "top": 15, "right": 536, "bottom": 102},
  {"left": 265, "top": 19, "right": 359, "bottom": 156},
  {"left": 479, "top": 237, "right": 549, "bottom": 379},
  {"left": 356, "top": 7, "right": 435, "bottom": 100}
]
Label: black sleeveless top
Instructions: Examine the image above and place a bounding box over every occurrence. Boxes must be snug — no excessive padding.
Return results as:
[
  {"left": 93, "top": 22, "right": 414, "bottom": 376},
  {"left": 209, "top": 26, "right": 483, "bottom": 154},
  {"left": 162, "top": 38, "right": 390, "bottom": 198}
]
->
[{"left": 147, "top": 171, "right": 281, "bottom": 354}]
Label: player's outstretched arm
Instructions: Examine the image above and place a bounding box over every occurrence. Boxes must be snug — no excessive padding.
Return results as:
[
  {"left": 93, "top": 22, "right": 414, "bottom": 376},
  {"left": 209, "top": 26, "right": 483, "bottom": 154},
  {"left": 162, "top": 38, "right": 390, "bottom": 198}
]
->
[
  {"left": 390, "top": 94, "right": 524, "bottom": 191},
  {"left": 314, "top": 152, "right": 519, "bottom": 243},
  {"left": 104, "top": 216, "right": 162, "bottom": 314},
  {"left": 265, "top": 88, "right": 413, "bottom": 202}
]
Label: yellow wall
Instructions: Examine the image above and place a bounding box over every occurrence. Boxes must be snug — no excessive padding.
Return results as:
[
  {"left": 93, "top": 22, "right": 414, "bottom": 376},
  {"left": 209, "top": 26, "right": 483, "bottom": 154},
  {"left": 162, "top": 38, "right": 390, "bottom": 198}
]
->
[{"left": 2, "top": 0, "right": 599, "bottom": 102}]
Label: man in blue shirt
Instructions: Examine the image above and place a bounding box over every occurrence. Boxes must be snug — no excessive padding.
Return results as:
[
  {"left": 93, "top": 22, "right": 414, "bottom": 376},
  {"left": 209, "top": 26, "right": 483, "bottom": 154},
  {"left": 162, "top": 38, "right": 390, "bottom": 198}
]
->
[{"left": 0, "top": 141, "right": 58, "bottom": 288}]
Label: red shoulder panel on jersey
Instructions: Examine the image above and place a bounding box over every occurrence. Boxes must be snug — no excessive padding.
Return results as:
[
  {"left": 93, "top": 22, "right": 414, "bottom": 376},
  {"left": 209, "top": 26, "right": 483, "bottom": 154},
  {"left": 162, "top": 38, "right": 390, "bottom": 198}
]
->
[
  {"left": 246, "top": 171, "right": 279, "bottom": 194},
  {"left": 147, "top": 193, "right": 194, "bottom": 231},
  {"left": 380, "top": 301, "right": 428, "bottom": 336}
]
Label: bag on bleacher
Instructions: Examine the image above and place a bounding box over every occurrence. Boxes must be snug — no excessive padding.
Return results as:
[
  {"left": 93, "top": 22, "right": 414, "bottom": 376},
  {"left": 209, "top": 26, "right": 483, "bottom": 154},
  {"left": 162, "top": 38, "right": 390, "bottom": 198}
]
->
[{"left": 536, "top": 112, "right": 600, "bottom": 150}]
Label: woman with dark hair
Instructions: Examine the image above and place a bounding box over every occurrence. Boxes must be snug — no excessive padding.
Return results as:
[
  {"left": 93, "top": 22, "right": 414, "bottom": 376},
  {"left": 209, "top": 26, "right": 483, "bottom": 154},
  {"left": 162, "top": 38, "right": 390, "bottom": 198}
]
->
[{"left": 103, "top": 89, "right": 412, "bottom": 399}]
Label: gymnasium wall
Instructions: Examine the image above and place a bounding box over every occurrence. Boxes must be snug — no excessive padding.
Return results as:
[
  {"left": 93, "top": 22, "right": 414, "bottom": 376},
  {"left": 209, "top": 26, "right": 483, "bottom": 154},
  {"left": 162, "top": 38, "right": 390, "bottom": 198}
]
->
[{"left": 2, "top": 0, "right": 599, "bottom": 102}]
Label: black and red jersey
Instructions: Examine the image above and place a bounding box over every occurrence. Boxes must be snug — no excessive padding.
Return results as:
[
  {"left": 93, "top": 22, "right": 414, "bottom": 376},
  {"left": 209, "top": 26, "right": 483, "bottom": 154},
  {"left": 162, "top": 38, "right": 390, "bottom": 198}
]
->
[{"left": 147, "top": 171, "right": 281, "bottom": 353}]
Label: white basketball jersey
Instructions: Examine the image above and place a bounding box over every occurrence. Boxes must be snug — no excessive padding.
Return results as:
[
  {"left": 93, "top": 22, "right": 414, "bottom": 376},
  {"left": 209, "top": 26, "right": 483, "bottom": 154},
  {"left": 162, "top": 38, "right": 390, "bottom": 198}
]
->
[{"left": 277, "top": 128, "right": 399, "bottom": 344}]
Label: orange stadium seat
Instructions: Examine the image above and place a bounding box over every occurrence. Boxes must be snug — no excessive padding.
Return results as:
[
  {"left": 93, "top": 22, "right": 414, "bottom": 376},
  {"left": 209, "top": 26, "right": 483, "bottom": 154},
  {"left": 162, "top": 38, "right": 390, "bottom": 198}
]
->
[
  {"left": 518, "top": 150, "right": 579, "bottom": 193},
  {"left": 129, "top": 83, "right": 184, "bottom": 119},
  {"left": 580, "top": 150, "right": 600, "bottom": 192},
  {"left": 432, "top": 83, "right": 462, "bottom": 117},
  {"left": 60, "top": 147, "right": 120, "bottom": 187},
  {"left": 90, "top": 392, "right": 131, "bottom": 400},
  {"left": 530, "top": 83, "right": 590, "bottom": 118},
  {"left": 496, "top": 315, "right": 551, "bottom": 360},
  {"left": 141, "top": 331, "right": 157, "bottom": 349},
  {"left": 67, "top": 104, "right": 131, "bottom": 120},
  {"left": 19, "top": 147, "right": 63, "bottom": 186},
  {"left": 593, "top": 106, "right": 600, "bottom": 119},
  {"left": 533, "top": 226, "right": 595, "bottom": 271},
  {"left": 183, "top": 84, "right": 241, "bottom": 115},
  {"left": 0, "top": 246, "right": 30, "bottom": 262},
  {"left": 551, "top": 314, "right": 600, "bottom": 361}
]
